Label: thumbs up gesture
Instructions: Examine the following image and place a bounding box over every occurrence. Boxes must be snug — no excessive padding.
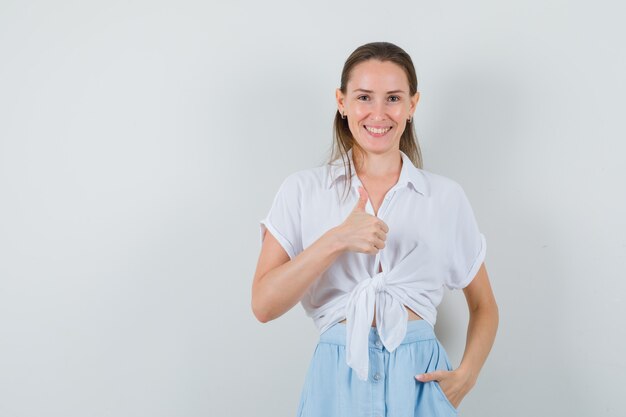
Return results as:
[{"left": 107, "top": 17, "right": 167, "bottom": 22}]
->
[{"left": 334, "top": 186, "right": 389, "bottom": 255}]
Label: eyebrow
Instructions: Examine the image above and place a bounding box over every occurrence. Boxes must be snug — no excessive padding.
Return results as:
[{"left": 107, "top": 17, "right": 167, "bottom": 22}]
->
[{"left": 352, "top": 88, "right": 406, "bottom": 94}]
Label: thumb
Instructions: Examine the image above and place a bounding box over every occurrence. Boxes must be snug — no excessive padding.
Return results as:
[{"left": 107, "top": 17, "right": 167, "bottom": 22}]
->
[
  {"left": 415, "top": 370, "right": 446, "bottom": 382},
  {"left": 353, "top": 186, "right": 368, "bottom": 212}
]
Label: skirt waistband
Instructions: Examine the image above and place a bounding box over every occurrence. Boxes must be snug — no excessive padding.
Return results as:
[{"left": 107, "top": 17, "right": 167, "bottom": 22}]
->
[{"left": 319, "top": 319, "right": 437, "bottom": 348}]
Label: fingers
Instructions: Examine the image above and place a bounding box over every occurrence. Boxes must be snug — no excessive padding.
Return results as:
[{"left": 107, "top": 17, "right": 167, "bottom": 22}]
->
[
  {"left": 377, "top": 219, "right": 389, "bottom": 234},
  {"left": 416, "top": 370, "right": 465, "bottom": 409},
  {"left": 374, "top": 227, "right": 387, "bottom": 244},
  {"left": 415, "top": 370, "right": 447, "bottom": 382},
  {"left": 342, "top": 186, "right": 390, "bottom": 255},
  {"left": 352, "top": 187, "right": 389, "bottom": 231},
  {"left": 353, "top": 186, "right": 368, "bottom": 212}
]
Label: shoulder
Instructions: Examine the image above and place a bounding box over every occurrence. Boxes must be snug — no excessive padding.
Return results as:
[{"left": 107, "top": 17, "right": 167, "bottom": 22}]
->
[
  {"left": 278, "top": 165, "right": 329, "bottom": 193},
  {"left": 417, "top": 168, "right": 466, "bottom": 201},
  {"left": 267, "top": 166, "right": 328, "bottom": 206}
]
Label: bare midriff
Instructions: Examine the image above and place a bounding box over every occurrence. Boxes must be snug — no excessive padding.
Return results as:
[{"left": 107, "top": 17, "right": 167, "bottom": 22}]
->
[
  {"left": 339, "top": 261, "right": 423, "bottom": 327},
  {"left": 339, "top": 307, "right": 423, "bottom": 327}
]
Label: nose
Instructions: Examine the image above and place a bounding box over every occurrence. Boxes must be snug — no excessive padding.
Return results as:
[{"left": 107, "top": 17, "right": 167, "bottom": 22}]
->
[{"left": 370, "top": 99, "right": 386, "bottom": 121}]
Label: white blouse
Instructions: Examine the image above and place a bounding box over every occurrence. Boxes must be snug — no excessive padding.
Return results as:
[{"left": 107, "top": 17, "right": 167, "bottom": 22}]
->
[{"left": 259, "top": 148, "right": 487, "bottom": 381}]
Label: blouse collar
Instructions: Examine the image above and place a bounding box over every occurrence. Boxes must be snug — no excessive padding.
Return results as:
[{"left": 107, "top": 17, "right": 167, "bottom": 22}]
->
[{"left": 327, "top": 148, "right": 428, "bottom": 196}]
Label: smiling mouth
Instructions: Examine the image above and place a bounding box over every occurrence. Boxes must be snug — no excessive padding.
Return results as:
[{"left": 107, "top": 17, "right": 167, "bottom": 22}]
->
[{"left": 364, "top": 125, "right": 392, "bottom": 136}]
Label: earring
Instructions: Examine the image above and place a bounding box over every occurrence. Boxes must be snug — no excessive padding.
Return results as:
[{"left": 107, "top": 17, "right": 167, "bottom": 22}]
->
[
  {"left": 341, "top": 111, "right": 346, "bottom": 119},
  {"left": 407, "top": 115, "right": 412, "bottom": 123}
]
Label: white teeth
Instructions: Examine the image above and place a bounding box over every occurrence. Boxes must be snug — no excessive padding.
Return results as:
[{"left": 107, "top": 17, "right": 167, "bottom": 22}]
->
[{"left": 366, "top": 126, "right": 391, "bottom": 134}]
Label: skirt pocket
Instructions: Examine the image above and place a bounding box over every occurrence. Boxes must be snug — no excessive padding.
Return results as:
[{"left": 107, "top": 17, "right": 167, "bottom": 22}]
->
[
  {"left": 432, "top": 339, "right": 458, "bottom": 414},
  {"left": 432, "top": 380, "right": 459, "bottom": 414}
]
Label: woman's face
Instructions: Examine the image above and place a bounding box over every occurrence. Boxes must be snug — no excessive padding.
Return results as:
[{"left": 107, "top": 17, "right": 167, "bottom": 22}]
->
[{"left": 336, "top": 59, "right": 419, "bottom": 156}]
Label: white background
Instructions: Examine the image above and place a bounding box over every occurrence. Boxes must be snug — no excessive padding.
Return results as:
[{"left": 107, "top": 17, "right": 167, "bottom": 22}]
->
[{"left": 1, "top": 1, "right": 625, "bottom": 416}]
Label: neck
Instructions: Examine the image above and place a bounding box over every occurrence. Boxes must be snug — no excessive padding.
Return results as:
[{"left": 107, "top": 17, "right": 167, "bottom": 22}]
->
[{"left": 353, "top": 148, "right": 402, "bottom": 181}]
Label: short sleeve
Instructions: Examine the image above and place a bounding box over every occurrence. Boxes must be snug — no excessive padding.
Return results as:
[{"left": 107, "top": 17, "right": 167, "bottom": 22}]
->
[
  {"left": 259, "top": 174, "right": 303, "bottom": 260},
  {"left": 445, "top": 184, "right": 487, "bottom": 290}
]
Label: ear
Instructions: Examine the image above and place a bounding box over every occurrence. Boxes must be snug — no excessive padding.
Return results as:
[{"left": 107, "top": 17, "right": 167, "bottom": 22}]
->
[
  {"left": 409, "top": 91, "right": 420, "bottom": 114},
  {"left": 335, "top": 88, "right": 345, "bottom": 113}
]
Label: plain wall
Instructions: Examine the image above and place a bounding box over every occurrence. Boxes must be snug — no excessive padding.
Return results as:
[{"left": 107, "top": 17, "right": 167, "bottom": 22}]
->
[{"left": 1, "top": 1, "right": 624, "bottom": 416}]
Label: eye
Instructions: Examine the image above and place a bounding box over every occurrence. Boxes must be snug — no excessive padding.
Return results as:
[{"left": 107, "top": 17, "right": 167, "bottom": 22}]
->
[
  {"left": 388, "top": 95, "right": 400, "bottom": 102},
  {"left": 357, "top": 95, "right": 370, "bottom": 101}
]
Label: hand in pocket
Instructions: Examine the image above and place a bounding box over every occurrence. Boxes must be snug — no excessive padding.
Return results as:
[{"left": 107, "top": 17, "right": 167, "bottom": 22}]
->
[{"left": 415, "top": 368, "right": 474, "bottom": 410}]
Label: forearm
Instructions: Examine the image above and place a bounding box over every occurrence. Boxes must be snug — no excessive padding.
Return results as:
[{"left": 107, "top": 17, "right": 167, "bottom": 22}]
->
[
  {"left": 457, "top": 302, "right": 499, "bottom": 385},
  {"left": 252, "top": 227, "right": 345, "bottom": 323}
]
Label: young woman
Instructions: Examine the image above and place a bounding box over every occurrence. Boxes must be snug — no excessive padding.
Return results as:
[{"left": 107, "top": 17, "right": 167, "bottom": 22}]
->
[{"left": 252, "top": 42, "right": 498, "bottom": 417}]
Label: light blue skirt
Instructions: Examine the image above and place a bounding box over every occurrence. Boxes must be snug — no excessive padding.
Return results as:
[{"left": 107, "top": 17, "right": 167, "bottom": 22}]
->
[{"left": 296, "top": 319, "right": 459, "bottom": 417}]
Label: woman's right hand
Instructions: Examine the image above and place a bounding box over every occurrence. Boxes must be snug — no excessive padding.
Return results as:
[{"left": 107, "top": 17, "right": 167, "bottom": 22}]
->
[{"left": 334, "top": 186, "right": 389, "bottom": 255}]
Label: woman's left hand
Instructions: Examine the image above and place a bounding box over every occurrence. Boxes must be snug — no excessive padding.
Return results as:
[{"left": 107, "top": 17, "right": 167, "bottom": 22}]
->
[{"left": 415, "top": 368, "right": 475, "bottom": 409}]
